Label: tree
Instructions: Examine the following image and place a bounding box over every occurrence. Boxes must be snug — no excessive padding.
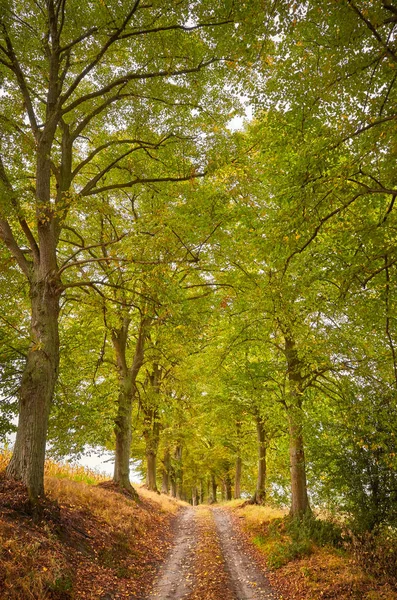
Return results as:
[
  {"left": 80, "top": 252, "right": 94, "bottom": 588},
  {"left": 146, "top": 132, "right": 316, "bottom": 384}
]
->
[{"left": 0, "top": 0, "right": 265, "bottom": 500}]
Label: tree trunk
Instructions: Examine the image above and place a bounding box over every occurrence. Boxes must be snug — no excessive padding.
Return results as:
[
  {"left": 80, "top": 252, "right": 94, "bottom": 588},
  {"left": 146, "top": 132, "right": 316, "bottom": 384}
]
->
[
  {"left": 143, "top": 364, "right": 162, "bottom": 492},
  {"left": 170, "top": 474, "right": 177, "bottom": 498},
  {"left": 234, "top": 456, "right": 242, "bottom": 499},
  {"left": 175, "top": 444, "right": 183, "bottom": 500},
  {"left": 161, "top": 448, "right": 170, "bottom": 494},
  {"left": 112, "top": 316, "right": 148, "bottom": 499},
  {"left": 192, "top": 486, "right": 197, "bottom": 506},
  {"left": 210, "top": 473, "right": 217, "bottom": 503},
  {"left": 288, "top": 406, "right": 310, "bottom": 517},
  {"left": 199, "top": 479, "right": 205, "bottom": 504},
  {"left": 285, "top": 335, "right": 311, "bottom": 517},
  {"left": 144, "top": 410, "right": 160, "bottom": 492},
  {"left": 113, "top": 381, "right": 135, "bottom": 496},
  {"left": 251, "top": 415, "right": 267, "bottom": 504},
  {"left": 225, "top": 471, "right": 232, "bottom": 501},
  {"left": 6, "top": 277, "right": 60, "bottom": 502},
  {"left": 234, "top": 420, "right": 242, "bottom": 499},
  {"left": 146, "top": 450, "right": 158, "bottom": 491}
]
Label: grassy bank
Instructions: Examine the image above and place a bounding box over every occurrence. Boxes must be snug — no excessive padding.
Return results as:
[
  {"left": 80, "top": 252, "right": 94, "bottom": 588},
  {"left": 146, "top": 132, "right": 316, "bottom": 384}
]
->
[
  {"left": 0, "top": 450, "right": 180, "bottom": 600},
  {"left": 228, "top": 501, "right": 397, "bottom": 600}
]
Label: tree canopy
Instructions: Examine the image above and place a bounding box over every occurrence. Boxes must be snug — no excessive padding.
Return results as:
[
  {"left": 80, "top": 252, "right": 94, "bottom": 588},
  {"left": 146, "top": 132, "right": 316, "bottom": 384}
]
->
[{"left": 1, "top": 0, "right": 397, "bottom": 530}]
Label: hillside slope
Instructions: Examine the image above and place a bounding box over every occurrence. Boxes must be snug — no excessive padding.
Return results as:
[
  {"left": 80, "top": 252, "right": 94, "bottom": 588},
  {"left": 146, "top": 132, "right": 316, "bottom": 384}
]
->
[{"left": 0, "top": 466, "right": 179, "bottom": 600}]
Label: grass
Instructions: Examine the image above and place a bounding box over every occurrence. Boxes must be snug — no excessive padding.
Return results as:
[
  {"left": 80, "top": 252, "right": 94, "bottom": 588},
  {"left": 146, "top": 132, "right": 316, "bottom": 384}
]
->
[
  {"left": 227, "top": 501, "right": 397, "bottom": 600},
  {"left": 0, "top": 449, "right": 182, "bottom": 600}
]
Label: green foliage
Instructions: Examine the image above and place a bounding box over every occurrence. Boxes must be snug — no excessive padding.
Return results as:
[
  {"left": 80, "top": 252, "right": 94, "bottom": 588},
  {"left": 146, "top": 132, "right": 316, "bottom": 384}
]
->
[
  {"left": 255, "top": 514, "right": 343, "bottom": 569},
  {"left": 352, "top": 527, "right": 397, "bottom": 587},
  {"left": 1, "top": 0, "right": 397, "bottom": 532}
]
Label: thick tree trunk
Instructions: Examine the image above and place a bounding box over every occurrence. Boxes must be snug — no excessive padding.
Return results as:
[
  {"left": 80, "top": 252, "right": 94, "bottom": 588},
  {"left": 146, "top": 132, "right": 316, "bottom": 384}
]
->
[
  {"left": 112, "top": 317, "right": 148, "bottom": 499},
  {"left": 161, "top": 448, "right": 170, "bottom": 494},
  {"left": 192, "top": 486, "right": 198, "bottom": 506},
  {"left": 146, "top": 451, "right": 158, "bottom": 491},
  {"left": 234, "top": 456, "right": 242, "bottom": 499},
  {"left": 113, "top": 381, "right": 136, "bottom": 496},
  {"left": 5, "top": 112, "right": 62, "bottom": 503},
  {"left": 285, "top": 335, "right": 311, "bottom": 517},
  {"left": 288, "top": 406, "right": 310, "bottom": 517},
  {"left": 6, "top": 277, "right": 60, "bottom": 502}
]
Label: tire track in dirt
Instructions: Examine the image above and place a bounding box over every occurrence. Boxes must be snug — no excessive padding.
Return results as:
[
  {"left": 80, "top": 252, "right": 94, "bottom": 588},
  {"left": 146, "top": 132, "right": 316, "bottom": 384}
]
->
[
  {"left": 186, "top": 506, "right": 235, "bottom": 600},
  {"left": 213, "top": 507, "right": 279, "bottom": 600},
  {"left": 148, "top": 506, "right": 280, "bottom": 600},
  {"left": 147, "top": 507, "right": 196, "bottom": 599}
]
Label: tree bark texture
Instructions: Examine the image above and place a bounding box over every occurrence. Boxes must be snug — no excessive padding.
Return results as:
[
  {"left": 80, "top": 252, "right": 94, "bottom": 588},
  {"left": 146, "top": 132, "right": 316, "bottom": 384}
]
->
[
  {"left": 112, "top": 316, "right": 149, "bottom": 498},
  {"left": 234, "top": 421, "right": 242, "bottom": 499},
  {"left": 285, "top": 335, "right": 311, "bottom": 517},
  {"left": 251, "top": 414, "right": 266, "bottom": 505},
  {"left": 142, "top": 363, "right": 161, "bottom": 492},
  {"left": 211, "top": 473, "right": 218, "bottom": 503},
  {"left": 225, "top": 471, "right": 232, "bottom": 501},
  {"left": 6, "top": 276, "right": 60, "bottom": 501},
  {"left": 288, "top": 406, "right": 310, "bottom": 517},
  {"left": 161, "top": 448, "right": 171, "bottom": 494},
  {"left": 234, "top": 456, "right": 242, "bottom": 499},
  {"left": 174, "top": 445, "right": 183, "bottom": 499}
]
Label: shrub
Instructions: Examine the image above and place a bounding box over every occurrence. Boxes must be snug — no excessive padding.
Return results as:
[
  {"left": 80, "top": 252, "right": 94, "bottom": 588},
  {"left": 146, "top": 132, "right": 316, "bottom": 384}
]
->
[{"left": 351, "top": 526, "right": 397, "bottom": 589}]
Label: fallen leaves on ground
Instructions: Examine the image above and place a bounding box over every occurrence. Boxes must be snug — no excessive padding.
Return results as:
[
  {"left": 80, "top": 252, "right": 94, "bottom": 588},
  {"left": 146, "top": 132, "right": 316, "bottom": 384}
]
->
[
  {"left": 0, "top": 472, "right": 177, "bottom": 600},
  {"left": 186, "top": 506, "right": 235, "bottom": 600},
  {"left": 227, "top": 503, "right": 397, "bottom": 600}
]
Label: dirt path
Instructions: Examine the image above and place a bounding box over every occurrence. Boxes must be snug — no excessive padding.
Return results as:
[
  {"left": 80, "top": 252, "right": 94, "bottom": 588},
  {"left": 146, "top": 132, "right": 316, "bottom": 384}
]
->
[
  {"left": 148, "top": 507, "right": 197, "bottom": 599},
  {"left": 213, "top": 508, "right": 279, "bottom": 600},
  {"left": 147, "top": 506, "right": 279, "bottom": 600}
]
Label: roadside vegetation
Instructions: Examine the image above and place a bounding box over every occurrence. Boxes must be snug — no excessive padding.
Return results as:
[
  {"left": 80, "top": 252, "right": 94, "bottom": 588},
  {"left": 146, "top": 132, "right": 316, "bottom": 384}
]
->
[{"left": 229, "top": 501, "right": 397, "bottom": 600}]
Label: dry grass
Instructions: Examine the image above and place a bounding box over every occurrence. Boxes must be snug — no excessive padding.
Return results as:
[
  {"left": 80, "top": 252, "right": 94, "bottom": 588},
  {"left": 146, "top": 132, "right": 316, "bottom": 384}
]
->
[
  {"left": 136, "top": 484, "right": 187, "bottom": 514},
  {"left": 44, "top": 460, "right": 108, "bottom": 485},
  {"left": 233, "top": 503, "right": 286, "bottom": 528},
  {"left": 225, "top": 502, "right": 397, "bottom": 600},
  {"left": 0, "top": 449, "right": 180, "bottom": 600},
  {"left": 0, "top": 447, "right": 11, "bottom": 471},
  {"left": 0, "top": 447, "right": 108, "bottom": 485}
]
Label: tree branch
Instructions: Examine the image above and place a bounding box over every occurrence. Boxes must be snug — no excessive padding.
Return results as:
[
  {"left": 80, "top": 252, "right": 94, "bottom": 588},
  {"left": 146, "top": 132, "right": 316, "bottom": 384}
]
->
[
  {"left": 0, "top": 219, "right": 31, "bottom": 278},
  {"left": 62, "top": 58, "right": 220, "bottom": 115},
  {"left": 0, "top": 22, "right": 39, "bottom": 136},
  {"left": 347, "top": 0, "right": 397, "bottom": 62},
  {"left": 81, "top": 171, "right": 206, "bottom": 196},
  {"left": 60, "top": 0, "right": 141, "bottom": 104}
]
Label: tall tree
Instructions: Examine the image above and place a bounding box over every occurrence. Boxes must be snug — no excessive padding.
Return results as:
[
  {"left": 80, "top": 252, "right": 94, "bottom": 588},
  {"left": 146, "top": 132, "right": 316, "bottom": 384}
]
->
[{"left": 0, "top": 0, "right": 265, "bottom": 500}]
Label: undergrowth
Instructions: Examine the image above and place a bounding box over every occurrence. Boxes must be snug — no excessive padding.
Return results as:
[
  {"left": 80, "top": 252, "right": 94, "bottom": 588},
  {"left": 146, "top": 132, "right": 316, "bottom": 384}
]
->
[{"left": 253, "top": 511, "right": 343, "bottom": 569}]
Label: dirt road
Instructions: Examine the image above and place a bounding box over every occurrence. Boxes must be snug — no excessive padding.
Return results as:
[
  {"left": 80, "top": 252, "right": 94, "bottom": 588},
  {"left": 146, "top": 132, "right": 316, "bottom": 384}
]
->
[
  {"left": 213, "top": 508, "right": 279, "bottom": 600},
  {"left": 147, "top": 506, "right": 279, "bottom": 600},
  {"left": 148, "top": 507, "right": 197, "bottom": 600}
]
